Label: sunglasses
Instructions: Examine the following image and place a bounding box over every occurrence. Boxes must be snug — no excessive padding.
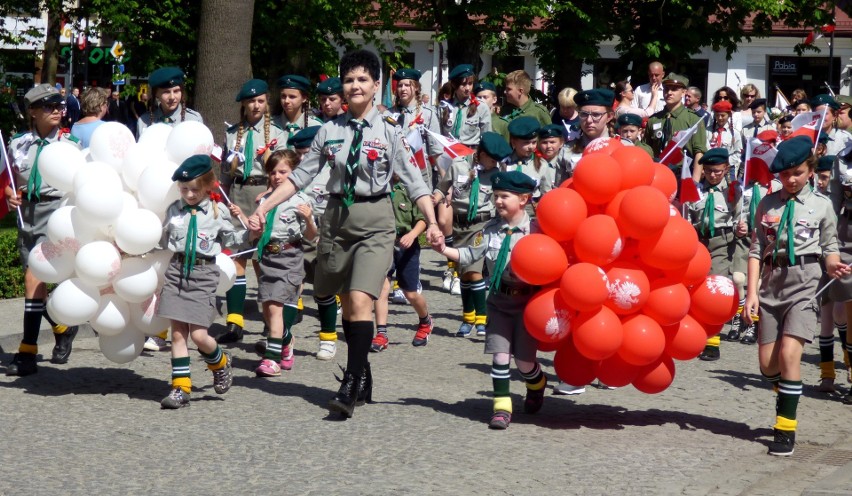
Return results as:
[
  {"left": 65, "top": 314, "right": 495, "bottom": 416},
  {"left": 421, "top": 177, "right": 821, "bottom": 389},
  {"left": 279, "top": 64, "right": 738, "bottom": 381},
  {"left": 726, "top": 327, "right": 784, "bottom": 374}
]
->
[
  {"left": 718, "top": 96, "right": 730, "bottom": 100},
  {"left": 37, "top": 102, "right": 66, "bottom": 113}
]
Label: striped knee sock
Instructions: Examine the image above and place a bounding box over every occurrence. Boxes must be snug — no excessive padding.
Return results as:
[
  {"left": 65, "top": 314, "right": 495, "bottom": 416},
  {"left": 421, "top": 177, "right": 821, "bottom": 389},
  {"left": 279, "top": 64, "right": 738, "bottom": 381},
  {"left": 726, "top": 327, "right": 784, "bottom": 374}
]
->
[
  {"left": 520, "top": 362, "right": 546, "bottom": 391},
  {"left": 839, "top": 323, "right": 850, "bottom": 368},
  {"left": 471, "top": 280, "right": 487, "bottom": 326},
  {"left": 819, "top": 335, "right": 837, "bottom": 380},
  {"left": 761, "top": 370, "right": 781, "bottom": 392},
  {"left": 445, "top": 235, "right": 454, "bottom": 248},
  {"left": 19, "top": 299, "right": 45, "bottom": 354},
  {"left": 775, "top": 379, "right": 803, "bottom": 432},
  {"left": 283, "top": 304, "right": 298, "bottom": 346},
  {"left": 171, "top": 357, "right": 191, "bottom": 393},
  {"left": 460, "top": 282, "right": 475, "bottom": 324},
  {"left": 225, "top": 276, "right": 247, "bottom": 327},
  {"left": 316, "top": 295, "right": 338, "bottom": 342},
  {"left": 265, "top": 337, "right": 283, "bottom": 361},
  {"left": 491, "top": 361, "right": 512, "bottom": 413},
  {"left": 201, "top": 346, "right": 227, "bottom": 370}
]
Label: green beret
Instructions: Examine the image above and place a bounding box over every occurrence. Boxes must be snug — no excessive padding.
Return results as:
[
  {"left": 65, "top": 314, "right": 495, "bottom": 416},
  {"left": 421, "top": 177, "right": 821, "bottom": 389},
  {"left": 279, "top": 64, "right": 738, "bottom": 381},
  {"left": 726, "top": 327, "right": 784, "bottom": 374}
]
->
[
  {"left": 172, "top": 155, "right": 212, "bottom": 182},
  {"left": 149, "top": 67, "right": 185, "bottom": 89},
  {"left": 698, "top": 147, "right": 729, "bottom": 165},
  {"left": 662, "top": 72, "right": 689, "bottom": 88},
  {"left": 479, "top": 132, "right": 513, "bottom": 161},
  {"left": 748, "top": 98, "right": 767, "bottom": 110},
  {"left": 235, "top": 79, "right": 268, "bottom": 102},
  {"left": 538, "top": 124, "right": 564, "bottom": 139},
  {"left": 393, "top": 68, "right": 421, "bottom": 82},
  {"left": 835, "top": 95, "right": 852, "bottom": 108},
  {"left": 811, "top": 94, "right": 840, "bottom": 111},
  {"left": 507, "top": 116, "right": 540, "bottom": 139},
  {"left": 316, "top": 77, "right": 342, "bottom": 95},
  {"left": 491, "top": 170, "right": 536, "bottom": 194},
  {"left": 574, "top": 89, "right": 615, "bottom": 108},
  {"left": 818, "top": 133, "right": 832, "bottom": 145},
  {"left": 24, "top": 84, "right": 63, "bottom": 107},
  {"left": 277, "top": 74, "right": 311, "bottom": 92},
  {"left": 770, "top": 135, "right": 813, "bottom": 173},
  {"left": 474, "top": 81, "right": 497, "bottom": 94},
  {"left": 448, "top": 64, "right": 475, "bottom": 80},
  {"left": 817, "top": 155, "right": 836, "bottom": 173},
  {"left": 616, "top": 113, "right": 643, "bottom": 128},
  {"left": 289, "top": 126, "right": 321, "bottom": 149}
]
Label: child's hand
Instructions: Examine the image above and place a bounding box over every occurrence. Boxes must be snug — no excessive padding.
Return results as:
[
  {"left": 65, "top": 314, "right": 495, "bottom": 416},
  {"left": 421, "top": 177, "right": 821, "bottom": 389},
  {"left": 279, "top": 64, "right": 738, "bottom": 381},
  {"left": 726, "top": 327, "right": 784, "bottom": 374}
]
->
[
  {"left": 744, "top": 294, "right": 759, "bottom": 324},
  {"left": 228, "top": 203, "right": 243, "bottom": 218},
  {"left": 296, "top": 203, "right": 313, "bottom": 219},
  {"left": 255, "top": 187, "right": 271, "bottom": 204},
  {"left": 399, "top": 232, "right": 416, "bottom": 249},
  {"left": 735, "top": 220, "right": 748, "bottom": 238},
  {"left": 5, "top": 187, "right": 20, "bottom": 208},
  {"left": 827, "top": 259, "right": 852, "bottom": 279},
  {"left": 248, "top": 213, "right": 265, "bottom": 232}
]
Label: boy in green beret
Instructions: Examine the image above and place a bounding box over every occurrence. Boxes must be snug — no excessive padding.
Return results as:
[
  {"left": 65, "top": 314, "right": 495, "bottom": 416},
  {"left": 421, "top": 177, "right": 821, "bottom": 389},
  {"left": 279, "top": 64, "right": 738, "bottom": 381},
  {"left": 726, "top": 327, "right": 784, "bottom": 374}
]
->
[
  {"left": 505, "top": 116, "right": 553, "bottom": 216},
  {"left": 317, "top": 77, "right": 345, "bottom": 122},
  {"left": 432, "top": 170, "right": 549, "bottom": 430},
  {"left": 616, "top": 113, "right": 654, "bottom": 159},
  {"left": 537, "top": 124, "right": 573, "bottom": 186},
  {"left": 137, "top": 66, "right": 204, "bottom": 138}
]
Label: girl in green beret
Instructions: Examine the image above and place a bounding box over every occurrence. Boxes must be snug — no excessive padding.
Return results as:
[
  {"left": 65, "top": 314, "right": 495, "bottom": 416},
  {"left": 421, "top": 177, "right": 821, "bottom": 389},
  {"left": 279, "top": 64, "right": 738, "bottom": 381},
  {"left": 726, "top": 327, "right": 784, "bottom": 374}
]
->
[
  {"left": 440, "top": 65, "right": 492, "bottom": 148},
  {"left": 317, "top": 77, "right": 346, "bottom": 122},
  {"left": 274, "top": 75, "right": 323, "bottom": 147}
]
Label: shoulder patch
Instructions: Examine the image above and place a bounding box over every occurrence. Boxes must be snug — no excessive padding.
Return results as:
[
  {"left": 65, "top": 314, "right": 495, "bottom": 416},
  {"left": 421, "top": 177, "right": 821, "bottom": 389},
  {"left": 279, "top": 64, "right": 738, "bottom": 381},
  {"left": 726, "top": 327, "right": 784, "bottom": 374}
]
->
[
  {"left": 62, "top": 133, "right": 80, "bottom": 144},
  {"left": 383, "top": 115, "right": 400, "bottom": 127},
  {"left": 473, "top": 231, "right": 484, "bottom": 247}
]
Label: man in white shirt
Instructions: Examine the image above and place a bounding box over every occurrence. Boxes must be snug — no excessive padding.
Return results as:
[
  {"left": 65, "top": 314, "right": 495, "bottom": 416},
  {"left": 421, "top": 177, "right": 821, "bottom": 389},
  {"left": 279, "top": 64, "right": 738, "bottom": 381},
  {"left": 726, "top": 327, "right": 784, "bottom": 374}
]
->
[{"left": 632, "top": 61, "right": 665, "bottom": 112}]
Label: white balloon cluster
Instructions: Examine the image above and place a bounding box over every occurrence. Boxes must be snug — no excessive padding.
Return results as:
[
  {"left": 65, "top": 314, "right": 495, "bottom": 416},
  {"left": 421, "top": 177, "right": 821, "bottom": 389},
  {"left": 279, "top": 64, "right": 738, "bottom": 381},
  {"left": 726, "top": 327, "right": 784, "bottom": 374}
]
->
[{"left": 29, "top": 121, "right": 237, "bottom": 363}]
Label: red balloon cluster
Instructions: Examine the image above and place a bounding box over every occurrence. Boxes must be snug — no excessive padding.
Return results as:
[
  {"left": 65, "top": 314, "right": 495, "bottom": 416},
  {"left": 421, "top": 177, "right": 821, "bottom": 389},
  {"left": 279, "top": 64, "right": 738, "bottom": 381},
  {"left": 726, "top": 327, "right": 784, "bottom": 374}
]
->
[{"left": 513, "top": 142, "right": 738, "bottom": 394}]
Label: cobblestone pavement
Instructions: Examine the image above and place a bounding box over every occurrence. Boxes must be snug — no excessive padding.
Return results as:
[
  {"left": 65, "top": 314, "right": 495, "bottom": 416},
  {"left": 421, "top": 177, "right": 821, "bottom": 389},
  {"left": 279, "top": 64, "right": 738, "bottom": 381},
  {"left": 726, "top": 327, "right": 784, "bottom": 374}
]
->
[{"left": 2, "top": 251, "right": 852, "bottom": 495}]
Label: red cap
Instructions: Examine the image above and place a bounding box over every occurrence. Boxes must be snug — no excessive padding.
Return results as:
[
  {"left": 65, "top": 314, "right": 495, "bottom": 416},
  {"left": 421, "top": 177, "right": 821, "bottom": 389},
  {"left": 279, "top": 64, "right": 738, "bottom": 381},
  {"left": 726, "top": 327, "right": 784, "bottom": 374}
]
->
[
  {"left": 756, "top": 130, "right": 778, "bottom": 143},
  {"left": 711, "top": 101, "right": 733, "bottom": 113}
]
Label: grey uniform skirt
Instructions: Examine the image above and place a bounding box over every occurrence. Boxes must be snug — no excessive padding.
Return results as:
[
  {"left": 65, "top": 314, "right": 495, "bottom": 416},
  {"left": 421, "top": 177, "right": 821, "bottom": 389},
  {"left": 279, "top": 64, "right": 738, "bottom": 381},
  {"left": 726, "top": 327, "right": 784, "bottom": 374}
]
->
[
  {"left": 17, "top": 197, "right": 62, "bottom": 268},
  {"left": 258, "top": 243, "right": 305, "bottom": 305},
  {"left": 230, "top": 182, "right": 268, "bottom": 254},
  {"left": 156, "top": 259, "right": 219, "bottom": 328}
]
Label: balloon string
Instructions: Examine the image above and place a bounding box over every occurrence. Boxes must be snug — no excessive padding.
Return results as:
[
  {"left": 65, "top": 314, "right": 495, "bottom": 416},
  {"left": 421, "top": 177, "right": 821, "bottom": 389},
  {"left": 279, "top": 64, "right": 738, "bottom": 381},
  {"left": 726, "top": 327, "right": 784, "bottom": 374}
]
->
[{"left": 229, "top": 247, "right": 257, "bottom": 258}]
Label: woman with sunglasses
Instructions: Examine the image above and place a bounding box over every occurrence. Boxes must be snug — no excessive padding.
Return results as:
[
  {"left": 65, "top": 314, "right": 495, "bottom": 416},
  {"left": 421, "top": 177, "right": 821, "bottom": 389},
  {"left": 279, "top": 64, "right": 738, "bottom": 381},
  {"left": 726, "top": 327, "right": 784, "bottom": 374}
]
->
[
  {"left": 739, "top": 84, "right": 761, "bottom": 128},
  {"left": 4, "top": 84, "right": 83, "bottom": 376},
  {"left": 712, "top": 86, "right": 742, "bottom": 134}
]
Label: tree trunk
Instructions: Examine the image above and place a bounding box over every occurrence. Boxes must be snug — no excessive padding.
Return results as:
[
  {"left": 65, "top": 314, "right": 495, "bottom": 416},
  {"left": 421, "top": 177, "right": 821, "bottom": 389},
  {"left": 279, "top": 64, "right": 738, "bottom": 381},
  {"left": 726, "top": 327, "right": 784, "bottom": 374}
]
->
[
  {"left": 40, "top": 3, "right": 63, "bottom": 85},
  {"left": 195, "top": 0, "right": 255, "bottom": 149}
]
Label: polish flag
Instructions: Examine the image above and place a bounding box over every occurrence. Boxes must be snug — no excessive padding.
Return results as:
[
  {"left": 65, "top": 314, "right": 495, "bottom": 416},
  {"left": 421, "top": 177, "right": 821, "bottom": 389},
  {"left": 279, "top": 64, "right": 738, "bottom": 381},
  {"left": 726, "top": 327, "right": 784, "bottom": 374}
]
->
[
  {"left": 790, "top": 109, "right": 824, "bottom": 142},
  {"left": 406, "top": 128, "right": 427, "bottom": 170},
  {"left": 804, "top": 24, "right": 835, "bottom": 45},
  {"left": 744, "top": 138, "right": 776, "bottom": 187},
  {"left": 679, "top": 155, "right": 700, "bottom": 204},
  {"left": 424, "top": 129, "right": 474, "bottom": 159},
  {"left": 775, "top": 90, "right": 790, "bottom": 111},
  {"left": 659, "top": 120, "right": 701, "bottom": 166}
]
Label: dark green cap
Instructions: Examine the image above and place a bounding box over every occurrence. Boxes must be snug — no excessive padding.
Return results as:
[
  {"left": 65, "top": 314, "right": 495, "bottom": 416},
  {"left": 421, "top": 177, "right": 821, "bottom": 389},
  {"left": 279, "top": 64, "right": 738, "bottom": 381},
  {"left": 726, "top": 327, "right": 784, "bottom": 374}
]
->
[
  {"left": 662, "top": 73, "right": 689, "bottom": 88},
  {"left": 277, "top": 74, "right": 311, "bottom": 92},
  {"left": 538, "top": 124, "right": 564, "bottom": 139},
  {"left": 448, "top": 64, "right": 475, "bottom": 80},
  {"left": 289, "top": 126, "right": 321, "bottom": 150},
  {"left": 235, "top": 79, "right": 268, "bottom": 102},
  {"left": 817, "top": 155, "right": 836, "bottom": 172},
  {"left": 172, "top": 155, "right": 212, "bottom": 182},
  {"left": 474, "top": 81, "right": 497, "bottom": 94},
  {"left": 479, "top": 132, "right": 513, "bottom": 161},
  {"left": 835, "top": 95, "right": 852, "bottom": 108},
  {"left": 574, "top": 89, "right": 615, "bottom": 108},
  {"left": 770, "top": 135, "right": 813, "bottom": 173},
  {"left": 149, "top": 67, "right": 184, "bottom": 89},
  {"left": 811, "top": 93, "right": 840, "bottom": 111},
  {"left": 491, "top": 170, "right": 536, "bottom": 194},
  {"left": 748, "top": 98, "right": 767, "bottom": 110},
  {"left": 316, "top": 77, "right": 342, "bottom": 95},
  {"left": 616, "top": 113, "right": 643, "bottom": 128},
  {"left": 818, "top": 133, "right": 832, "bottom": 145},
  {"left": 507, "top": 116, "right": 540, "bottom": 139},
  {"left": 698, "top": 147, "right": 729, "bottom": 165},
  {"left": 393, "top": 68, "right": 421, "bottom": 82}
]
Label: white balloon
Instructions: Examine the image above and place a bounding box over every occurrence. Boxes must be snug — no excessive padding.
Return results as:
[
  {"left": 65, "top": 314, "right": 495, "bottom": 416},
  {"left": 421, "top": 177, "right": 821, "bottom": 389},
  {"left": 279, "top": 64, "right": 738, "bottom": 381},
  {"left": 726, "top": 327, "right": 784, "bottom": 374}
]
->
[
  {"left": 122, "top": 143, "right": 168, "bottom": 192},
  {"left": 73, "top": 161, "right": 122, "bottom": 193},
  {"left": 98, "top": 327, "right": 145, "bottom": 363},
  {"left": 47, "top": 205, "right": 99, "bottom": 246},
  {"left": 28, "top": 241, "right": 76, "bottom": 283},
  {"left": 215, "top": 253, "right": 236, "bottom": 294},
  {"left": 75, "top": 180, "right": 124, "bottom": 227},
  {"left": 112, "top": 256, "right": 159, "bottom": 303},
  {"left": 59, "top": 192, "right": 75, "bottom": 207},
  {"left": 47, "top": 278, "right": 101, "bottom": 326},
  {"left": 128, "top": 294, "right": 170, "bottom": 336},
  {"left": 145, "top": 249, "right": 174, "bottom": 285},
  {"left": 165, "top": 121, "right": 214, "bottom": 164},
  {"left": 114, "top": 208, "right": 162, "bottom": 255},
  {"left": 75, "top": 241, "right": 121, "bottom": 287},
  {"left": 90, "top": 293, "right": 130, "bottom": 337},
  {"left": 137, "top": 123, "right": 173, "bottom": 150},
  {"left": 70, "top": 207, "right": 109, "bottom": 242},
  {"left": 136, "top": 162, "right": 180, "bottom": 213},
  {"left": 89, "top": 122, "right": 136, "bottom": 171},
  {"left": 36, "top": 141, "right": 86, "bottom": 193}
]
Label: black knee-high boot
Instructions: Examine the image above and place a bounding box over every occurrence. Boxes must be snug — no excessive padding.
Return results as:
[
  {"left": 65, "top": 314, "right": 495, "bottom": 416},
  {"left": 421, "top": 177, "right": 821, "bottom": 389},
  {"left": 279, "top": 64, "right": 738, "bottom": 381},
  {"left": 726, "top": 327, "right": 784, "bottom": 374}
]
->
[{"left": 328, "top": 321, "right": 373, "bottom": 418}]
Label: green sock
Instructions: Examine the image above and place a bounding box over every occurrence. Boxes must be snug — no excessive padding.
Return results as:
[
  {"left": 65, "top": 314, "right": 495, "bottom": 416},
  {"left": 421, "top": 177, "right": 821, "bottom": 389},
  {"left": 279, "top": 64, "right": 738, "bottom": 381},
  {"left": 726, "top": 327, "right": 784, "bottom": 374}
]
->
[
  {"left": 200, "top": 346, "right": 223, "bottom": 366},
  {"left": 460, "top": 282, "right": 474, "bottom": 314},
  {"left": 171, "top": 357, "right": 191, "bottom": 393},
  {"left": 225, "top": 276, "right": 246, "bottom": 316},
  {"left": 265, "top": 337, "right": 283, "bottom": 360},
  {"left": 316, "top": 295, "right": 338, "bottom": 334},
  {"left": 492, "top": 361, "right": 511, "bottom": 413},
  {"left": 471, "top": 280, "right": 487, "bottom": 325},
  {"left": 777, "top": 379, "right": 803, "bottom": 420},
  {"left": 283, "top": 304, "right": 298, "bottom": 346}
]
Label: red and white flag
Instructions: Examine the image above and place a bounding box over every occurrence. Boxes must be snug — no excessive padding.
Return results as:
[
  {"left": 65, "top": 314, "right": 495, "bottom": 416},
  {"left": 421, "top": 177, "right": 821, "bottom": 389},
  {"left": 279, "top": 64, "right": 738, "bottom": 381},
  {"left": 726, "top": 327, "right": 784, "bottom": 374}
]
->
[
  {"left": 659, "top": 120, "right": 701, "bottom": 166},
  {"left": 406, "top": 128, "right": 427, "bottom": 170},
  {"left": 744, "top": 137, "right": 776, "bottom": 187},
  {"left": 790, "top": 109, "right": 825, "bottom": 142},
  {"left": 804, "top": 24, "right": 835, "bottom": 45},
  {"left": 424, "top": 129, "right": 474, "bottom": 159},
  {"left": 679, "top": 155, "right": 700, "bottom": 204},
  {"left": 775, "top": 90, "right": 790, "bottom": 111}
]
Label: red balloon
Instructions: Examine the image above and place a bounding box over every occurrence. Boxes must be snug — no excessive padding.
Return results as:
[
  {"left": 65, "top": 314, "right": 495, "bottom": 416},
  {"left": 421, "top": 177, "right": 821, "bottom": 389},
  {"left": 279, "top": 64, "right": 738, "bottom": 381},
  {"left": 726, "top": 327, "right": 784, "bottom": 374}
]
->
[
  {"left": 611, "top": 146, "right": 655, "bottom": 190},
  {"left": 663, "top": 314, "right": 707, "bottom": 360},
  {"left": 664, "top": 242, "right": 712, "bottom": 287},
  {"left": 702, "top": 322, "right": 725, "bottom": 337},
  {"left": 572, "top": 306, "right": 623, "bottom": 360},
  {"left": 560, "top": 177, "right": 574, "bottom": 189},
  {"left": 643, "top": 279, "right": 691, "bottom": 326},
  {"left": 604, "top": 190, "right": 629, "bottom": 220},
  {"left": 536, "top": 188, "right": 588, "bottom": 241},
  {"left": 573, "top": 154, "right": 623, "bottom": 204},
  {"left": 560, "top": 241, "right": 577, "bottom": 264},
  {"left": 582, "top": 136, "right": 625, "bottom": 156},
  {"left": 617, "top": 314, "right": 666, "bottom": 366},
  {"left": 632, "top": 355, "right": 676, "bottom": 394},
  {"left": 573, "top": 215, "right": 624, "bottom": 267},
  {"left": 650, "top": 163, "right": 677, "bottom": 203},
  {"left": 689, "top": 275, "right": 739, "bottom": 326},
  {"left": 604, "top": 262, "right": 650, "bottom": 315},
  {"left": 537, "top": 339, "right": 562, "bottom": 352},
  {"left": 617, "top": 186, "right": 671, "bottom": 240},
  {"left": 616, "top": 238, "right": 642, "bottom": 264},
  {"left": 638, "top": 215, "right": 699, "bottom": 270},
  {"left": 560, "top": 262, "right": 610, "bottom": 312},
  {"left": 595, "top": 353, "right": 641, "bottom": 388},
  {"left": 510, "top": 234, "right": 568, "bottom": 286},
  {"left": 554, "top": 339, "right": 597, "bottom": 386},
  {"left": 523, "top": 288, "right": 576, "bottom": 344}
]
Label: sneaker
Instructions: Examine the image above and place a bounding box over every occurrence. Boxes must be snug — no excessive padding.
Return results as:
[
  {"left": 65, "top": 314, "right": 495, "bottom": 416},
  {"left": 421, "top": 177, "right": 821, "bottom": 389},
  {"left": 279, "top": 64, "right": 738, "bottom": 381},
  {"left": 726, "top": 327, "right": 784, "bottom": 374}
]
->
[
  {"left": 699, "top": 346, "right": 720, "bottom": 361},
  {"left": 725, "top": 314, "right": 742, "bottom": 341},
  {"left": 412, "top": 317, "right": 433, "bottom": 347},
  {"left": 160, "top": 388, "right": 191, "bottom": 409},
  {"left": 211, "top": 351, "right": 233, "bottom": 394},
  {"left": 456, "top": 322, "right": 473, "bottom": 337},
  {"left": 144, "top": 336, "right": 170, "bottom": 352},
  {"left": 317, "top": 340, "right": 337, "bottom": 360},
  {"left": 488, "top": 410, "right": 512, "bottom": 430},
  {"left": 767, "top": 429, "right": 795, "bottom": 456},
  {"left": 51, "top": 326, "right": 78, "bottom": 364},
  {"left": 216, "top": 322, "right": 243, "bottom": 344},
  {"left": 279, "top": 341, "right": 295, "bottom": 370},
  {"left": 450, "top": 277, "right": 461, "bottom": 295},
  {"left": 441, "top": 270, "right": 453, "bottom": 291},
  {"left": 524, "top": 384, "right": 546, "bottom": 414},
  {"left": 553, "top": 381, "right": 585, "bottom": 395},
  {"left": 255, "top": 358, "right": 282, "bottom": 377},
  {"left": 254, "top": 338, "right": 267, "bottom": 356},
  {"left": 818, "top": 378, "right": 837, "bottom": 393},
  {"left": 740, "top": 323, "right": 757, "bottom": 345},
  {"left": 371, "top": 333, "right": 389, "bottom": 352},
  {"left": 593, "top": 380, "right": 618, "bottom": 390},
  {"left": 390, "top": 288, "right": 408, "bottom": 304},
  {"left": 475, "top": 324, "right": 487, "bottom": 336},
  {"left": 844, "top": 391, "right": 852, "bottom": 405},
  {"left": 5, "top": 352, "right": 37, "bottom": 376}
]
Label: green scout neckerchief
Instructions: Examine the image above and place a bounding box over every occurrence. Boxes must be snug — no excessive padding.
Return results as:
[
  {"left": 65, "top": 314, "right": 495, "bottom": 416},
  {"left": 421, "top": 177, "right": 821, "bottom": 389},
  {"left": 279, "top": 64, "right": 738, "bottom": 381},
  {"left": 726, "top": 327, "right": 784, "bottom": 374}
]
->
[
  {"left": 488, "top": 226, "right": 521, "bottom": 296},
  {"left": 242, "top": 128, "right": 254, "bottom": 180},
  {"left": 748, "top": 183, "right": 761, "bottom": 230},
  {"left": 700, "top": 186, "right": 717, "bottom": 237},
  {"left": 256, "top": 205, "right": 279, "bottom": 261},
  {"left": 452, "top": 102, "right": 465, "bottom": 139},
  {"left": 467, "top": 169, "right": 480, "bottom": 222},
  {"left": 343, "top": 119, "right": 367, "bottom": 207},
  {"left": 182, "top": 205, "right": 198, "bottom": 276},
  {"left": 27, "top": 139, "right": 48, "bottom": 201},
  {"left": 773, "top": 198, "right": 796, "bottom": 266}
]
